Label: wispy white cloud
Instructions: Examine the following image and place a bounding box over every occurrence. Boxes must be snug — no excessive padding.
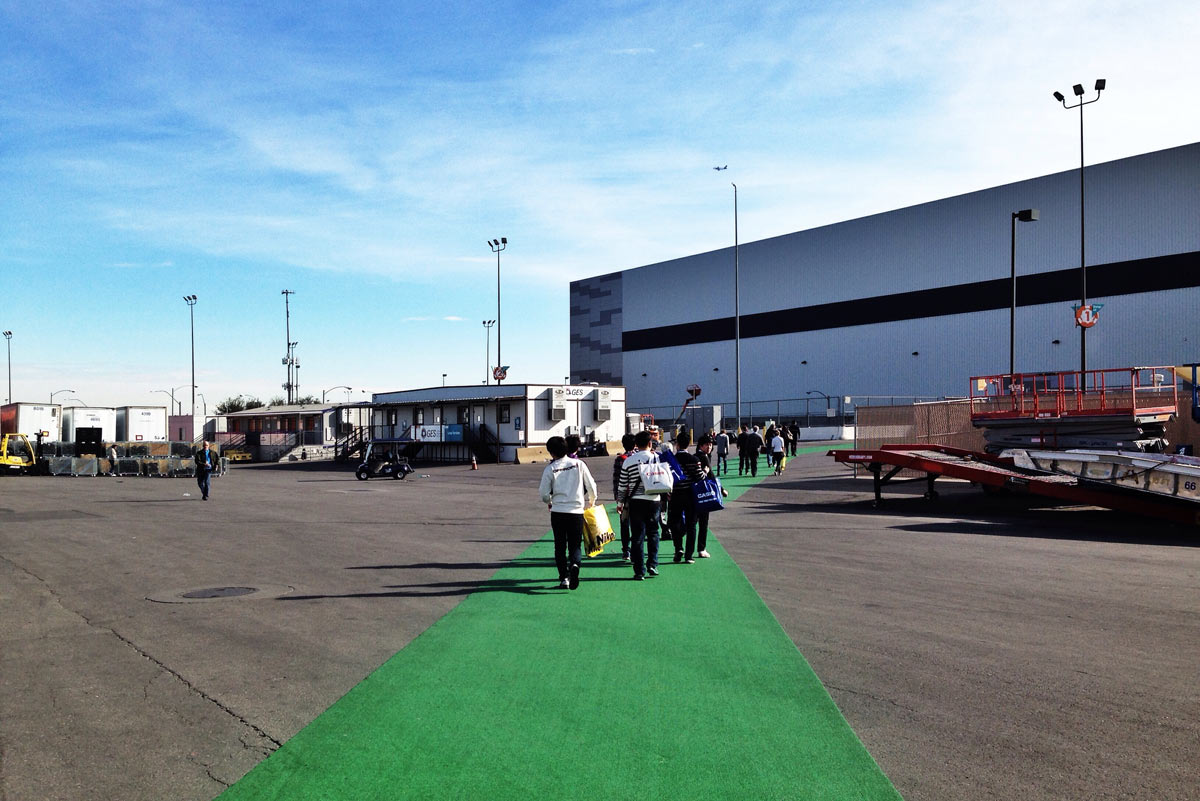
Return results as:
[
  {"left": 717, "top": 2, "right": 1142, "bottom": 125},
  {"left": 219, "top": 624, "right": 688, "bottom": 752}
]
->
[{"left": 4, "top": 0, "right": 1199, "bottom": 401}]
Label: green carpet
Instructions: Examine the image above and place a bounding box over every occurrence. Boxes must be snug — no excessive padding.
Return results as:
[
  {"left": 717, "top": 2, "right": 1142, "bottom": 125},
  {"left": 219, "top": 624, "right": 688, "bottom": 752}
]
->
[{"left": 218, "top": 444, "right": 900, "bottom": 800}]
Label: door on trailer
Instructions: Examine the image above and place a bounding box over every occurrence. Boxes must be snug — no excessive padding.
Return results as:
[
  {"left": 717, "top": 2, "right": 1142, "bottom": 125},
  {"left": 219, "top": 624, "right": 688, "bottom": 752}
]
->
[{"left": 76, "top": 427, "right": 103, "bottom": 456}]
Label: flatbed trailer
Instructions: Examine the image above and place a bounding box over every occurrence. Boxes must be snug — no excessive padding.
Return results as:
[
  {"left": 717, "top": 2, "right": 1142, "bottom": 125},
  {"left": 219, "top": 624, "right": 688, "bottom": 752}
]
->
[{"left": 830, "top": 444, "right": 1200, "bottom": 527}]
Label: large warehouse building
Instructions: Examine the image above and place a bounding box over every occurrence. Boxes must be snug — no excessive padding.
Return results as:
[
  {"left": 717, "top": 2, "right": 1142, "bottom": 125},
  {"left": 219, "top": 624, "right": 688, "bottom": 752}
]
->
[{"left": 570, "top": 142, "right": 1200, "bottom": 415}]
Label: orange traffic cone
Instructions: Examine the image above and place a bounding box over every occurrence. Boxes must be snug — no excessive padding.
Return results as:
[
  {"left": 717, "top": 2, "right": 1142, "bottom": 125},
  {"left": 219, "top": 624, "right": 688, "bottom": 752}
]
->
[{"left": 471, "top": 454, "right": 478, "bottom": 470}]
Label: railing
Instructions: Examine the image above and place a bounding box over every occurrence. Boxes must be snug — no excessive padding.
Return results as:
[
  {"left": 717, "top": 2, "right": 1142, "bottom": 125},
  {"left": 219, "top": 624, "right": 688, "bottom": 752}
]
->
[
  {"left": 969, "top": 367, "right": 1179, "bottom": 423},
  {"left": 630, "top": 394, "right": 943, "bottom": 433}
]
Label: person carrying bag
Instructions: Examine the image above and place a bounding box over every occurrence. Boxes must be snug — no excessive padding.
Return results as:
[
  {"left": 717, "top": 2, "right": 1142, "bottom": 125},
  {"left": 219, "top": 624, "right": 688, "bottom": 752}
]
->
[
  {"left": 538, "top": 435, "right": 598, "bottom": 590},
  {"left": 616, "top": 430, "right": 666, "bottom": 580}
]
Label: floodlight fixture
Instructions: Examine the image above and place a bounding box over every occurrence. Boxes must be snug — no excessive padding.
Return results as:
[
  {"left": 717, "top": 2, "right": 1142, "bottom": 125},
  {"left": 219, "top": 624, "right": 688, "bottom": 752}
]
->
[{"left": 1051, "top": 79, "right": 1106, "bottom": 372}]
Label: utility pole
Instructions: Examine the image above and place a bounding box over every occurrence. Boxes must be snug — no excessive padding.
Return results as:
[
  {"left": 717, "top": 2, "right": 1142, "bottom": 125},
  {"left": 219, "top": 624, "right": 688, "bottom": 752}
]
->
[{"left": 282, "top": 290, "right": 296, "bottom": 403}]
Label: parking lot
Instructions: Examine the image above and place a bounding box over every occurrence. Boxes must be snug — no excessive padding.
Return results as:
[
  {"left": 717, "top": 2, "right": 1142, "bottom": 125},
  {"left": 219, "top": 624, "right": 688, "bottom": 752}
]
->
[{"left": 2, "top": 452, "right": 1198, "bottom": 800}]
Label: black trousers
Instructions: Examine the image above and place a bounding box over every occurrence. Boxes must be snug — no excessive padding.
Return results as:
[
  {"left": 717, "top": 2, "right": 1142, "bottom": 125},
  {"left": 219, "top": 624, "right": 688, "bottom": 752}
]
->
[{"left": 550, "top": 512, "right": 584, "bottom": 579}]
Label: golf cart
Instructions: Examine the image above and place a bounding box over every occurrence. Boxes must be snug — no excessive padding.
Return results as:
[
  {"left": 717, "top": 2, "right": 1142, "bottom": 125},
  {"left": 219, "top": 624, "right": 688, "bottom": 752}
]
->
[{"left": 355, "top": 440, "right": 415, "bottom": 480}]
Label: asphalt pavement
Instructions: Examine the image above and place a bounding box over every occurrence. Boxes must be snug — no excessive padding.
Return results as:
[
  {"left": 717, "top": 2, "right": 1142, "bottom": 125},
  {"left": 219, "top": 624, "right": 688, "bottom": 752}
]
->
[{"left": 1, "top": 451, "right": 1197, "bottom": 800}]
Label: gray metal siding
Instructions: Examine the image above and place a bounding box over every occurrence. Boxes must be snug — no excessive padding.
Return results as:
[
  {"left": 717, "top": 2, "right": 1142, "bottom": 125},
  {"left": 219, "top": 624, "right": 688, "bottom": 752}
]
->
[{"left": 572, "top": 142, "right": 1200, "bottom": 407}]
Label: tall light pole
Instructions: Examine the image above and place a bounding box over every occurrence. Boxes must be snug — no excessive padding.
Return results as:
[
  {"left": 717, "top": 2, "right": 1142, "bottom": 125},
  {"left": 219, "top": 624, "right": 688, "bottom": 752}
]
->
[
  {"left": 488, "top": 238, "right": 506, "bottom": 384},
  {"left": 1009, "top": 209, "right": 1039, "bottom": 377},
  {"left": 198, "top": 393, "right": 207, "bottom": 415},
  {"left": 1053, "top": 78, "right": 1105, "bottom": 375},
  {"left": 51, "top": 388, "right": 75, "bottom": 404},
  {"left": 732, "top": 182, "right": 741, "bottom": 433},
  {"left": 183, "top": 295, "right": 197, "bottom": 416},
  {"left": 282, "top": 289, "right": 296, "bottom": 403},
  {"left": 482, "top": 319, "right": 496, "bottom": 385},
  {"left": 2, "top": 331, "right": 11, "bottom": 404}
]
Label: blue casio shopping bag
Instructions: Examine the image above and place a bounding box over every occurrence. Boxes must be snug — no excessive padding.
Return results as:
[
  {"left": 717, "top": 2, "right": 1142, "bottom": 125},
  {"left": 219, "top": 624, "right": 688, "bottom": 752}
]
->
[{"left": 692, "top": 476, "right": 725, "bottom": 512}]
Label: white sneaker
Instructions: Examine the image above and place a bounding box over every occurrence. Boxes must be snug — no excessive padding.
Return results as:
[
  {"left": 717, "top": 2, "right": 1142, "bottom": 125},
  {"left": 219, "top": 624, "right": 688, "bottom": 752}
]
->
[{"left": 698, "top": 550, "right": 710, "bottom": 558}]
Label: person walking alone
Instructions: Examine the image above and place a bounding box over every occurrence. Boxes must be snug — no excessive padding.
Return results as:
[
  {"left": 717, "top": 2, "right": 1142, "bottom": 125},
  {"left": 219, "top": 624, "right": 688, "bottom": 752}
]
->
[
  {"left": 538, "top": 435, "right": 597, "bottom": 590},
  {"left": 714, "top": 429, "right": 729, "bottom": 476},
  {"left": 194, "top": 440, "right": 214, "bottom": 500}
]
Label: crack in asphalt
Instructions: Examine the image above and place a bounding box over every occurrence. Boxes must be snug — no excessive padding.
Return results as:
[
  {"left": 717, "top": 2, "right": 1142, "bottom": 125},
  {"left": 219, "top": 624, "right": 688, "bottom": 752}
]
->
[
  {"left": 0, "top": 552, "right": 284, "bottom": 762},
  {"left": 824, "top": 682, "right": 917, "bottom": 714}
]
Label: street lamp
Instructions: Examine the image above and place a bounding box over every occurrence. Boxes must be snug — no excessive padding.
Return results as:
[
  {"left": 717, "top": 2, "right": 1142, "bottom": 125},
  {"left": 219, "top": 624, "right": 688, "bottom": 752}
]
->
[
  {"left": 183, "top": 295, "right": 197, "bottom": 417},
  {"left": 1010, "top": 209, "right": 1039, "bottom": 377},
  {"left": 50, "top": 388, "right": 75, "bottom": 404},
  {"left": 482, "top": 319, "right": 496, "bottom": 385},
  {"left": 442, "top": 374, "right": 447, "bottom": 387},
  {"left": 2, "top": 330, "right": 11, "bottom": 404},
  {"left": 198, "top": 393, "right": 207, "bottom": 416},
  {"left": 323, "top": 385, "right": 351, "bottom": 403},
  {"left": 488, "top": 238, "right": 506, "bottom": 384},
  {"left": 727, "top": 180, "right": 742, "bottom": 433},
  {"left": 154, "top": 385, "right": 193, "bottom": 415},
  {"left": 805, "top": 390, "right": 831, "bottom": 409},
  {"left": 1053, "top": 78, "right": 1105, "bottom": 374}
]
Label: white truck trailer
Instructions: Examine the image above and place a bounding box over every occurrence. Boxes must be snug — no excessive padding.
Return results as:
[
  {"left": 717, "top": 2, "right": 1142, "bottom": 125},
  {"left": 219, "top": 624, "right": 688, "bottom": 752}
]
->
[
  {"left": 116, "top": 406, "right": 168, "bottom": 441},
  {"left": 61, "top": 407, "right": 117, "bottom": 443},
  {"left": 0, "top": 403, "right": 63, "bottom": 440}
]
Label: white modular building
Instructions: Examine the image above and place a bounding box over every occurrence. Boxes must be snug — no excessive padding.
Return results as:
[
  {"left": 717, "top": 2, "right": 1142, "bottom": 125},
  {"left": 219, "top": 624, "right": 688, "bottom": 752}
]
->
[
  {"left": 0, "top": 403, "right": 63, "bottom": 440},
  {"left": 371, "top": 383, "right": 627, "bottom": 463},
  {"left": 570, "top": 142, "right": 1200, "bottom": 412},
  {"left": 116, "top": 406, "right": 169, "bottom": 442},
  {"left": 61, "top": 407, "right": 117, "bottom": 443}
]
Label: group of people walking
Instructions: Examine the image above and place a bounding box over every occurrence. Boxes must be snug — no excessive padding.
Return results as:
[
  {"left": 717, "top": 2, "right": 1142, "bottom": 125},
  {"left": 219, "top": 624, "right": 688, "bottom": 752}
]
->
[{"left": 538, "top": 428, "right": 735, "bottom": 588}]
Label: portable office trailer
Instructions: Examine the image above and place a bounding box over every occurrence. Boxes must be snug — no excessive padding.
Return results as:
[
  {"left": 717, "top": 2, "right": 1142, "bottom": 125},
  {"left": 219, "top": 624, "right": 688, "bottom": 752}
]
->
[
  {"left": 0, "top": 403, "right": 63, "bottom": 440},
  {"left": 61, "top": 407, "right": 117, "bottom": 443},
  {"left": 116, "top": 406, "right": 168, "bottom": 441}
]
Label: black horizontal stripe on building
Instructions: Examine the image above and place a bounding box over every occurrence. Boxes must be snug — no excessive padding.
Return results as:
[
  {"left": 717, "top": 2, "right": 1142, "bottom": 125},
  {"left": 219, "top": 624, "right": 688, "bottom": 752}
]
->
[{"left": 622, "top": 250, "right": 1200, "bottom": 352}]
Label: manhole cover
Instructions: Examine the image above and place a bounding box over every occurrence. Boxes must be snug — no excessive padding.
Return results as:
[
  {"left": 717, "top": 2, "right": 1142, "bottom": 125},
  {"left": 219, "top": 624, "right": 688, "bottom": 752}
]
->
[
  {"left": 146, "top": 583, "right": 295, "bottom": 604},
  {"left": 181, "top": 586, "right": 257, "bottom": 599}
]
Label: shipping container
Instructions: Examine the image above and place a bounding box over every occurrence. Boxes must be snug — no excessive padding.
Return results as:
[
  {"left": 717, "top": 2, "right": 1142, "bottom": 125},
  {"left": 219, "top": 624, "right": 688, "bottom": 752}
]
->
[
  {"left": 0, "top": 403, "right": 63, "bottom": 440},
  {"left": 116, "top": 406, "right": 168, "bottom": 441},
  {"left": 61, "top": 407, "right": 117, "bottom": 443}
]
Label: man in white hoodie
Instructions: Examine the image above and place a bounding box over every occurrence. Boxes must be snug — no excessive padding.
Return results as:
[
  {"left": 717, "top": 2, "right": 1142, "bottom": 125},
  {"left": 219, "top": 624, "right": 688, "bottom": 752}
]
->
[{"left": 539, "top": 435, "right": 598, "bottom": 590}]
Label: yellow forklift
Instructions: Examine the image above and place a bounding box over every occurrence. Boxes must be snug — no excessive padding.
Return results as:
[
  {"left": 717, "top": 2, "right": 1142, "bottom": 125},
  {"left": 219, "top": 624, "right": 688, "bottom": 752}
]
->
[{"left": 0, "top": 432, "right": 37, "bottom": 474}]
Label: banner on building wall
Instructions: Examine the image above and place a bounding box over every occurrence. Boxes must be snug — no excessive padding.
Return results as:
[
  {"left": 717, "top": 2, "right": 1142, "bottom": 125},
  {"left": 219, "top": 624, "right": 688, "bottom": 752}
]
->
[
  {"left": 444, "top": 424, "right": 464, "bottom": 442},
  {"left": 595, "top": 388, "right": 612, "bottom": 421},
  {"left": 412, "top": 425, "right": 444, "bottom": 442}
]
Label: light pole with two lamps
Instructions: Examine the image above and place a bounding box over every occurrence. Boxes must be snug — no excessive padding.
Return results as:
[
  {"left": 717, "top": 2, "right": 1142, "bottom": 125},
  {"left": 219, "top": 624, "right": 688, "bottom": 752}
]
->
[
  {"left": 487, "top": 238, "right": 506, "bottom": 383},
  {"left": 154, "top": 385, "right": 193, "bottom": 416},
  {"left": 482, "top": 319, "right": 496, "bottom": 385},
  {"left": 1052, "top": 78, "right": 1105, "bottom": 374}
]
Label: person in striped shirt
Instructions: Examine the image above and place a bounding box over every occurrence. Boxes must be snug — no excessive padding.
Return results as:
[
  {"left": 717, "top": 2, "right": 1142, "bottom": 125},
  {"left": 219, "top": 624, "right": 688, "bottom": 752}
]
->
[{"left": 615, "top": 430, "right": 662, "bottom": 580}]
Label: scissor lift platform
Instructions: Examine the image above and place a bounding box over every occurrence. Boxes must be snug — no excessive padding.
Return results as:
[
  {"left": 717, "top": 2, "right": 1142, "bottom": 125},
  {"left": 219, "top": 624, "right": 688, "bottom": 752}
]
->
[{"left": 830, "top": 444, "right": 1200, "bottom": 526}]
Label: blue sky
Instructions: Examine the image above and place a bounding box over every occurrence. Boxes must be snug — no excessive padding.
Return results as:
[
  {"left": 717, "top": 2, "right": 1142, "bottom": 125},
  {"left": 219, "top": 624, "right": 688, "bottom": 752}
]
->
[{"left": 2, "top": 0, "right": 1198, "bottom": 411}]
